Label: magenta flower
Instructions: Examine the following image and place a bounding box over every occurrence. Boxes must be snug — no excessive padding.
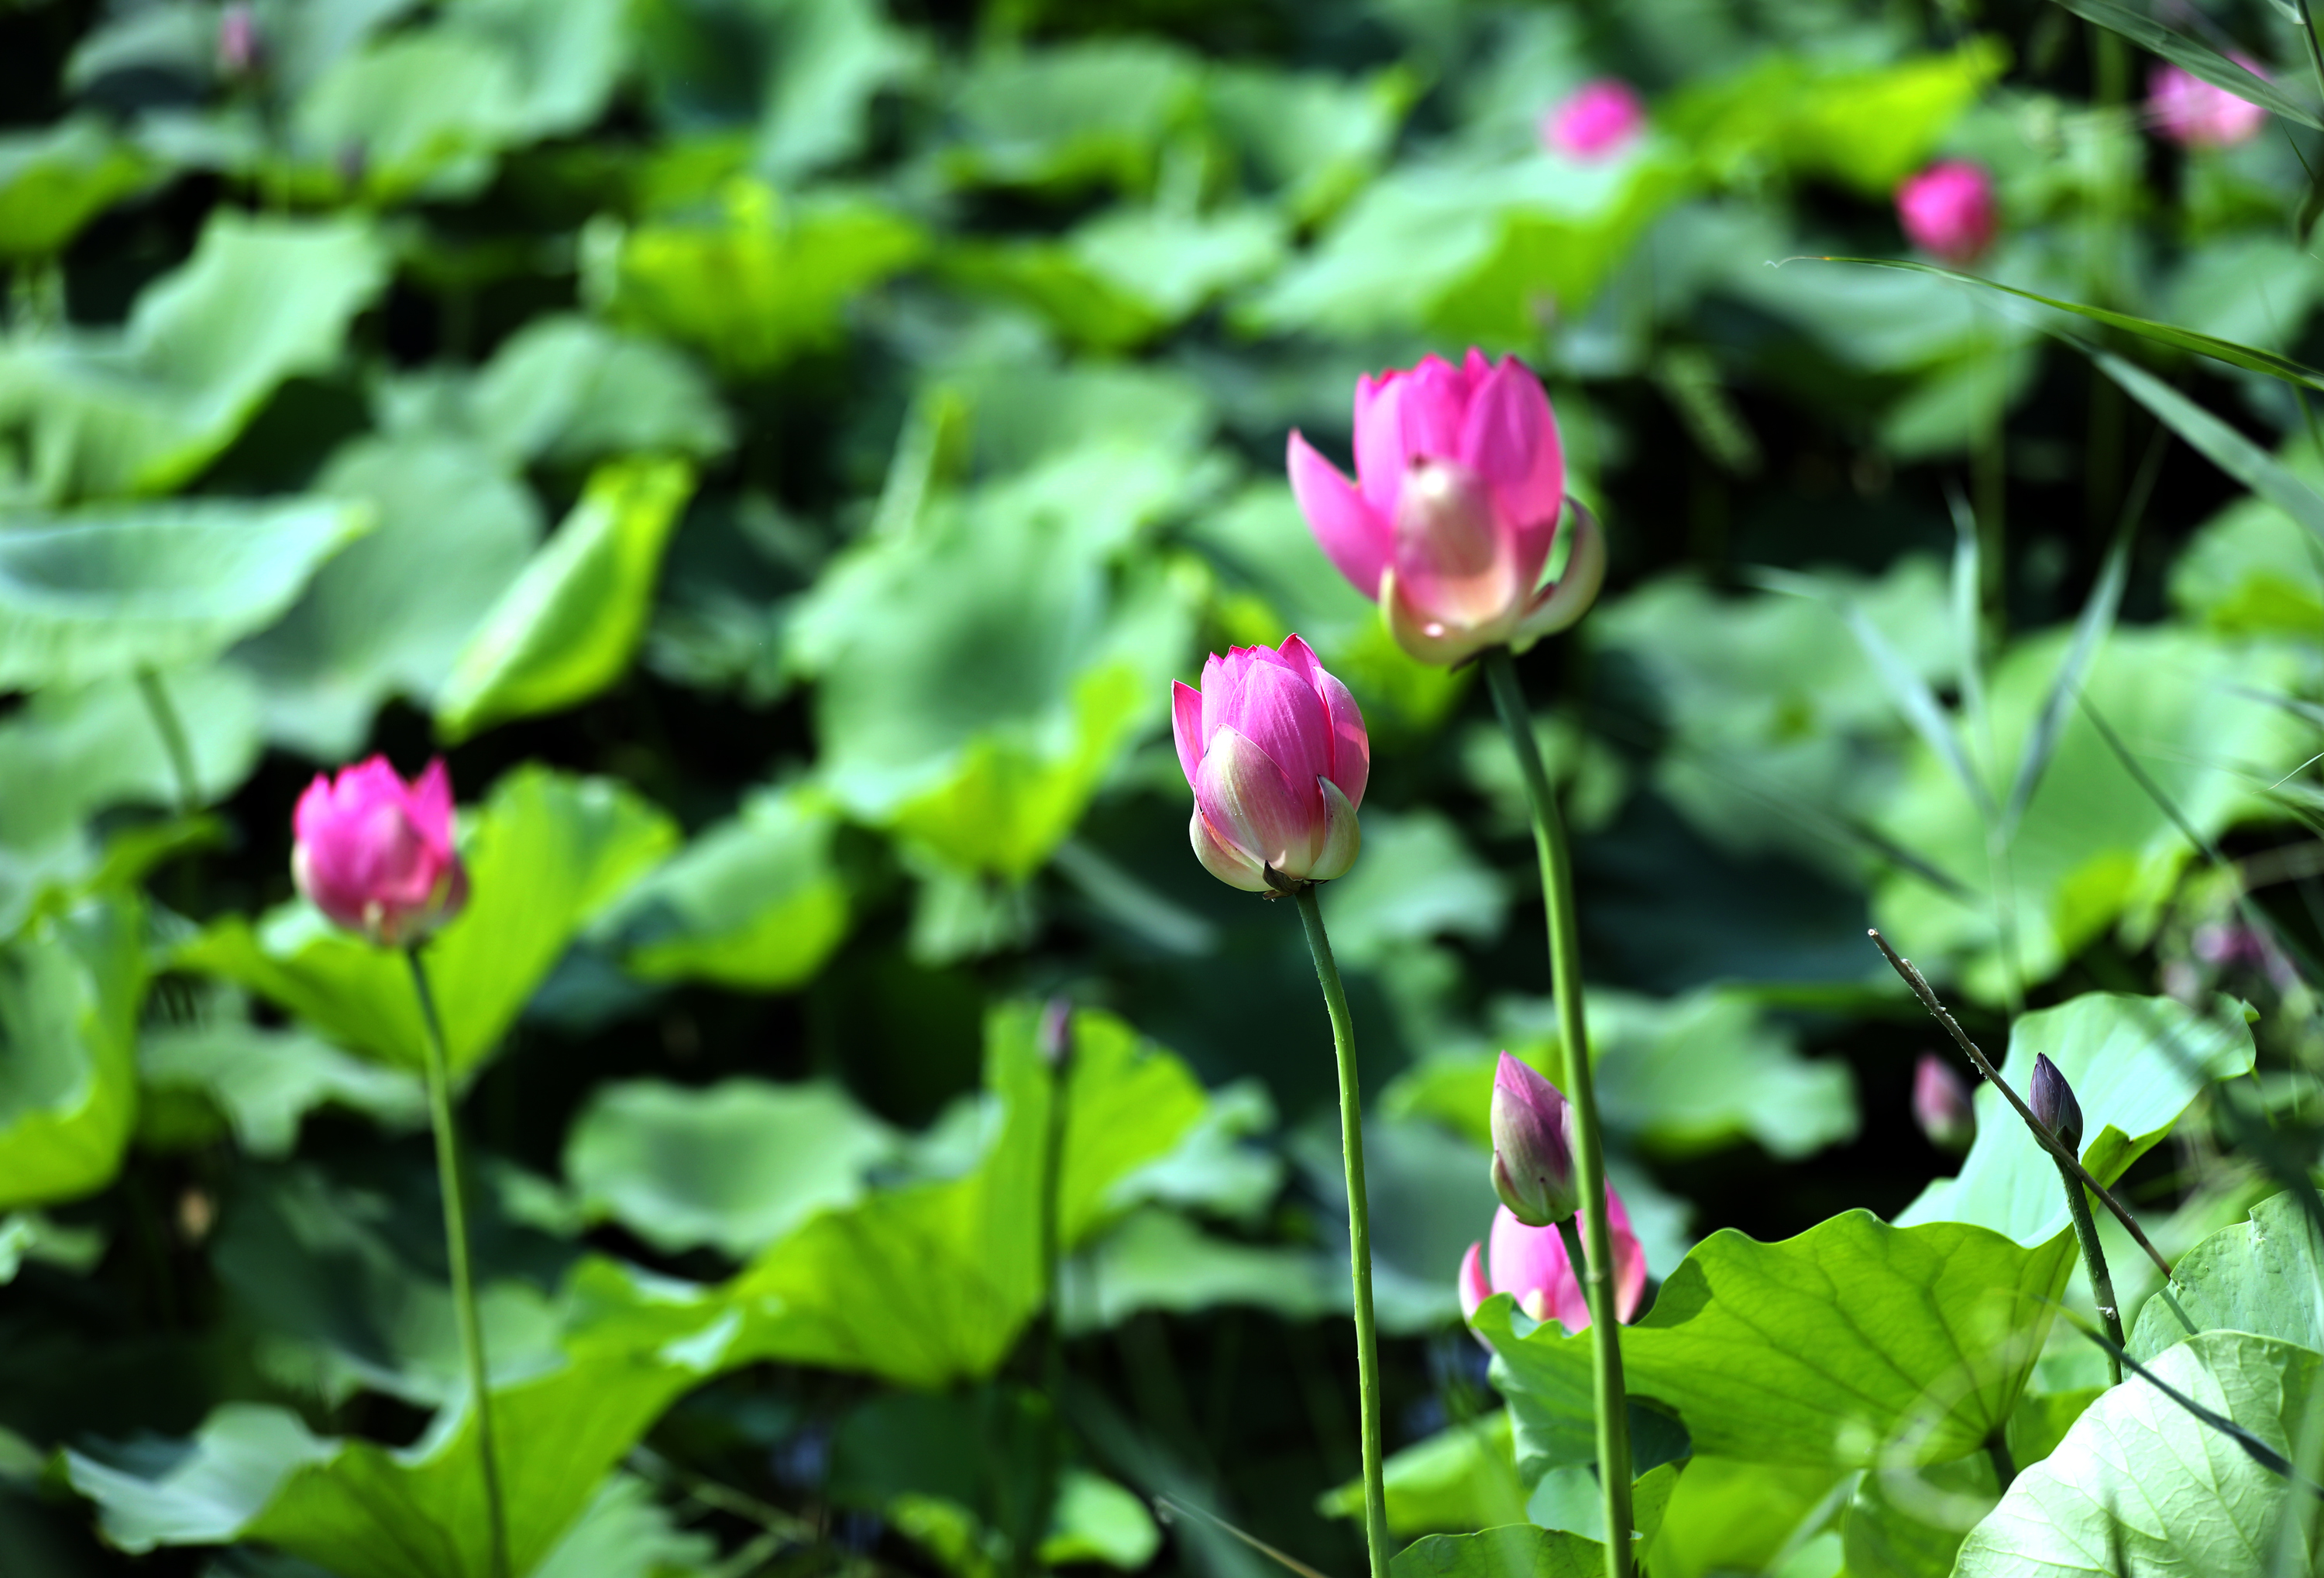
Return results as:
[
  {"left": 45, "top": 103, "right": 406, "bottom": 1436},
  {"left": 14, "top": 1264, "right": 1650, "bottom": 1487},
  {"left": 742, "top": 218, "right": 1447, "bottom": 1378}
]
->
[
  {"left": 1459, "top": 1185, "right": 1648, "bottom": 1336},
  {"left": 292, "top": 756, "right": 468, "bottom": 947},
  {"left": 1172, "top": 636, "right": 1369, "bottom": 893},
  {"left": 1541, "top": 79, "right": 1645, "bottom": 161},
  {"left": 1490, "top": 1053, "right": 1580, "bottom": 1227},
  {"left": 1287, "top": 351, "right": 1605, "bottom": 666},
  {"left": 1896, "top": 160, "right": 1997, "bottom": 267},
  {"left": 217, "top": 3, "right": 260, "bottom": 74},
  {"left": 2148, "top": 61, "right": 2267, "bottom": 149},
  {"left": 1912, "top": 1054, "right": 1975, "bottom": 1156}
]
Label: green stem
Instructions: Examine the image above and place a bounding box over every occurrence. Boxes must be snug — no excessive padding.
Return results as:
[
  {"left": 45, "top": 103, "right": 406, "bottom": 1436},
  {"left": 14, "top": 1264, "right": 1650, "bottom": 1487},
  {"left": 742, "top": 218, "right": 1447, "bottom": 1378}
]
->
[
  {"left": 2054, "top": 1155, "right": 2125, "bottom": 1387},
  {"left": 1480, "top": 646, "right": 1634, "bottom": 1578},
  {"left": 1985, "top": 1434, "right": 2016, "bottom": 1491},
  {"left": 136, "top": 668, "right": 201, "bottom": 813},
  {"left": 1291, "top": 885, "right": 1388, "bottom": 1578},
  {"left": 407, "top": 949, "right": 511, "bottom": 1578}
]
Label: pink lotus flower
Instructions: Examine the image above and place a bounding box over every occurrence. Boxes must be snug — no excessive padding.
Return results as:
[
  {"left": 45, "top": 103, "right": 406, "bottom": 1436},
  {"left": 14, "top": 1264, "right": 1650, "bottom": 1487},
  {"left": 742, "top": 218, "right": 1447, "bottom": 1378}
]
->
[
  {"left": 1490, "top": 1053, "right": 1579, "bottom": 1227},
  {"left": 1287, "top": 351, "right": 1605, "bottom": 667},
  {"left": 2148, "top": 60, "right": 2267, "bottom": 149},
  {"left": 1541, "top": 79, "right": 1645, "bottom": 161},
  {"left": 1459, "top": 1185, "right": 1648, "bottom": 1336},
  {"left": 1912, "top": 1053, "right": 1975, "bottom": 1156},
  {"left": 1896, "top": 160, "right": 1997, "bottom": 267},
  {"left": 293, "top": 756, "right": 468, "bottom": 946},
  {"left": 217, "top": 3, "right": 260, "bottom": 74},
  {"left": 1172, "top": 637, "right": 1368, "bottom": 892}
]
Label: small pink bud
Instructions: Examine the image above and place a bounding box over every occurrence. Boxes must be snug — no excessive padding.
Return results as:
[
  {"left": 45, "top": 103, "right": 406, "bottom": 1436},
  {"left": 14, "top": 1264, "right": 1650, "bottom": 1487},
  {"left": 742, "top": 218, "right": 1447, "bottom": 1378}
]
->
[
  {"left": 1038, "top": 996, "right": 1074, "bottom": 1070},
  {"left": 2030, "top": 1054, "right": 2084, "bottom": 1157},
  {"left": 1286, "top": 351, "right": 1604, "bottom": 668},
  {"left": 1912, "top": 1054, "right": 1975, "bottom": 1156},
  {"left": 217, "top": 2, "right": 260, "bottom": 76},
  {"left": 1540, "top": 79, "right": 1645, "bottom": 162},
  {"left": 291, "top": 756, "right": 468, "bottom": 947},
  {"left": 1489, "top": 1054, "right": 1579, "bottom": 1227},
  {"left": 1171, "top": 637, "right": 1368, "bottom": 893},
  {"left": 1896, "top": 160, "right": 1997, "bottom": 267},
  {"left": 1458, "top": 1185, "right": 1648, "bottom": 1338},
  {"left": 2147, "top": 60, "right": 2267, "bottom": 149}
]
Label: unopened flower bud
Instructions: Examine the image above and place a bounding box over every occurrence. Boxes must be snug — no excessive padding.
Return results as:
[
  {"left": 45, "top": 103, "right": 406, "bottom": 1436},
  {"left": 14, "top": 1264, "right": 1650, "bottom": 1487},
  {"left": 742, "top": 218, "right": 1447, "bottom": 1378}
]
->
[
  {"left": 1912, "top": 1054, "right": 1975, "bottom": 1156},
  {"left": 218, "top": 3, "right": 260, "bottom": 76},
  {"left": 292, "top": 756, "right": 467, "bottom": 948},
  {"left": 1488, "top": 1053, "right": 1579, "bottom": 1228},
  {"left": 1038, "top": 996, "right": 1074, "bottom": 1071},
  {"left": 2030, "top": 1054, "right": 2084, "bottom": 1157}
]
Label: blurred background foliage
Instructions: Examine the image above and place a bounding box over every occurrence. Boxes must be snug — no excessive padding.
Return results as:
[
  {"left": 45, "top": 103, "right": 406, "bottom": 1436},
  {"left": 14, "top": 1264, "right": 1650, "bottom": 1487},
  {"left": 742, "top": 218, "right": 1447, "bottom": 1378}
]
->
[{"left": 6, "top": 0, "right": 2324, "bottom": 1573}]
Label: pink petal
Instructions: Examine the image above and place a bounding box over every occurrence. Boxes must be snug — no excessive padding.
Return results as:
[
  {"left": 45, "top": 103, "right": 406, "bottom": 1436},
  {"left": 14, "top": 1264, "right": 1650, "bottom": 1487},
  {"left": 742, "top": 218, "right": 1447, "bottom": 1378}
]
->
[
  {"left": 1399, "top": 355, "right": 1470, "bottom": 465},
  {"left": 1198, "top": 650, "right": 1229, "bottom": 744},
  {"left": 1458, "top": 1241, "right": 1492, "bottom": 1324},
  {"left": 1212, "top": 657, "right": 1332, "bottom": 802},
  {"left": 292, "top": 772, "right": 335, "bottom": 845},
  {"left": 1195, "top": 725, "right": 1318, "bottom": 872},
  {"left": 407, "top": 758, "right": 457, "bottom": 852},
  {"left": 1171, "top": 680, "right": 1205, "bottom": 791},
  {"left": 1190, "top": 806, "right": 1271, "bottom": 892},
  {"left": 1353, "top": 373, "right": 1410, "bottom": 520},
  {"left": 1287, "top": 432, "right": 1391, "bottom": 603},
  {"left": 1312, "top": 665, "right": 1369, "bottom": 807},
  {"left": 1459, "top": 358, "right": 1564, "bottom": 541}
]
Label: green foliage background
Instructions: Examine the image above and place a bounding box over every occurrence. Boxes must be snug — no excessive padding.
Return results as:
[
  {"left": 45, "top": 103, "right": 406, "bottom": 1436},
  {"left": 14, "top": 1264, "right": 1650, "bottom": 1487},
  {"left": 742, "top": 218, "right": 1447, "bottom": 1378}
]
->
[{"left": 9, "top": 0, "right": 2324, "bottom": 1574}]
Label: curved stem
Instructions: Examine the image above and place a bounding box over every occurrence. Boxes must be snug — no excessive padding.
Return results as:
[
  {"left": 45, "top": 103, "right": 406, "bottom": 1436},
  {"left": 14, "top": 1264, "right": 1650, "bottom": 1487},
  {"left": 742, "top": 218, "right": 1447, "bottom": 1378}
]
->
[
  {"left": 1292, "top": 885, "right": 1388, "bottom": 1578},
  {"left": 2054, "top": 1155, "right": 2125, "bottom": 1387},
  {"left": 135, "top": 668, "right": 201, "bottom": 813},
  {"left": 407, "top": 949, "right": 511, "bottom": 1578},
  {"left": 1481, "top": 646, "right": 1633, "bottom": 1578}
]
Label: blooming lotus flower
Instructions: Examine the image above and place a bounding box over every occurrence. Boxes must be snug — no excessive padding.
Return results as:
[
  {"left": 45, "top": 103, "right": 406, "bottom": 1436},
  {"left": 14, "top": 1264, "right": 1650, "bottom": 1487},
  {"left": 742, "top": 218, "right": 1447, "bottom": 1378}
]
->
[
  {"left": 293, "top": 757, "right": 467, "bottom": 946},
  {"left": 1541, "top": 79, "right": 1645, "bottom": 161},
  {"left": 1287, "top": 351, "right": 1605, "bottom": 667},
  {"left": 1896, "top": 160, "right": 1997, "bottom": 267},
  {"left": 2148, "top": 60, "right": 2267, "bottom": 148},
  {"left": 1490, "top": 1054, "right": 1579, "bottom": 1227},
  {"left": 1459, "top": 1186, "right": 1648, "bottom": 1336},
  {"left": 1172, "top": 636, "right": 1369, "bottom": 892},
  {"left": 1912, "top": 1054, "right": 1975, "bottom": 1156}
]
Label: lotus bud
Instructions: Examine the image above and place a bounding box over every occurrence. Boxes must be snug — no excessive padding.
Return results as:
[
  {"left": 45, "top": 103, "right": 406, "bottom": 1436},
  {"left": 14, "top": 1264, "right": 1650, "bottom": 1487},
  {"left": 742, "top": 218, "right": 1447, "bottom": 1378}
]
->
[
  {"left": 1038, "top": 996, "right": 1074, "bottom": 1071},
  {"left": 2030, "top": 1054, "right": 2084, "bottom": 1157},
  {"left": 1541, "top": 79, "right": 1645, "bottom": 161},
  {"left": 292, "top": 756, "right": 468, "bottom": 948},
  {"left": 1458, "top": 1185, "right": 1648, "bottom": 1339},
  {"left": 1896, "top": 160, "right": 1997, "bottom": 267},
  {"left": 1171, "top": 636, "right": 1369, "bottom": 893},
  {"left": 1287, "top": 351, "right": 1600, "bottom": 668},
  {"left": 1912, "top": 1054, "right": 1975, "bottom": 1156},
  {"left": 2148, "top": 60, "right": 2267, "bottom": 149},
  {"left": 1488, "top": 1054, "right": 1580, "bottom": 1228},
  {"left": 217, "top": 3, "right": 260, "bottom": 75}
]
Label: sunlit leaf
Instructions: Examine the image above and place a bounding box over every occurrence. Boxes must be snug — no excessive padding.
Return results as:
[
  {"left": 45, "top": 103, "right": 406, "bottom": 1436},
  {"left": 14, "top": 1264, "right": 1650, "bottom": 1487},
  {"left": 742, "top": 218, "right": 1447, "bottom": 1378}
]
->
[
  {"left": 139, "top": 1009, "right": 425, "bottom": 1160},
  {"left": 0, "top": 118, "right": 151, "bottom": 258},
  {"left": 0, "top": 896, "right": 144, "bottom": 1211},
  {"left": 2130, "top": 1188, "right": 2324, "bottom": 1361},
  {"left": 943, "top": 40, "right": 1200, "bottom": 192},
  {"left": 1391, "top": 1525, "right": 1607, "bottom": 1578}
]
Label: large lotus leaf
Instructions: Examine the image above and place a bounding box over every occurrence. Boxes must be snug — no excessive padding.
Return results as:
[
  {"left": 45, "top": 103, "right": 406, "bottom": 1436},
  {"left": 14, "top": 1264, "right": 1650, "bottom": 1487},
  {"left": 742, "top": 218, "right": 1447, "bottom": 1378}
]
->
[
  {"left": 1954, "top": 1330, "right": 2324, "bottom": 1576},
  {"left": 0, "top": 665, "right": 262, "bottom": 924},
  {"left": 531, "top": 1473, "right": 715, "bottom": 1578},
  {"left": 1872, "top": 626, "right": 2312, "bottom": 1000},
  {"left": 1061, "top": 1206, "right": 1339, "bottom": 1335},
  {"left": 1316, "top": 1412, "right": 1530, "bottom": 1537},
  {"left": 0, "top": 897, "right": 144, "bottom": 1211},
  {"left": 0, "top": 118, "right": 151, "bottom": 258},
  {"left": 1479, "top": 1212, "right": 2075, "bottom": 1472},
  {"left": 605, "top": 182, "right": 922, "bottom": 375},
  {"left": 590, "top": 783, "right": 850, "bottom": 992},
  {"left": 442, "top": 0, "right": 627, "bottom": 139},
  {"left": 563, "top": 1078, "right": 897, "bottom": 1259},
  {"left": 65, "top": 1257, "right": 744, "bottom": 1578},
  {"left": 943, "top": 40, "right": 1200, "bottom": 192},
  {"left": 2130, "top": 1188, "right": 2324, "bottom": 1362},
  {"left": 435, "top": 458, "right": 695, "bottom": 742},
  {"left": 1593, "top": 555, "right": 1955, "bottom": 884},
  {"left": 1383, "top": 986, "right": 1856, "bottom": 1163},
  {"left": 1897, "top": 993, "right": 2253, "bottom": 1244},
  {"left": 1245, "top": 146, "right": 1689, "bottom": 346},
  {"left": 1843, "top": 1451, "right": 2002, "bottom": 1578},
  {"left": 180, "top": 767, "right": 677, "bottom": 1078},
  {"left": 139, "top": 1012, "right": 424, "bottom": 1159},
  {"left": 1669, "top": 40, "right": 2003, "bottom": 193},
  {"left": 2169, "top": 438, "right": 2324, "bottom": 638},
  {"left": 798, "top": 494, "right": 1194, "bottom": 878},
  {"left": 951, "top": 206, "right": 1286, "bottom": 351},
  {"left": 0, "top": 212, "right": 387, "bottom": 502},
  {"left": 1320, "top": 808, "right": 1508, "bottom": 971},
  {"left": 1206, "top": 62, "right": 1413, "bottom": 223},
  {"left": 0, "top": 497, "right": 370, "bottom": 689},
  {"left": 732, "top": 1002, "right": 1208, "bottom": 1386},
  {"left": 232, "top": 435, "right": 541, "bottom": 758},
  {"left": 1390, "top": 1526, "right": 1606, "bottom": 1578},
  {"left": 459, "top": 315, "right": 731, "bottom": 469},
  {"left": 1646, "top": 1457, "right": 1849, "bottom": 1578}
]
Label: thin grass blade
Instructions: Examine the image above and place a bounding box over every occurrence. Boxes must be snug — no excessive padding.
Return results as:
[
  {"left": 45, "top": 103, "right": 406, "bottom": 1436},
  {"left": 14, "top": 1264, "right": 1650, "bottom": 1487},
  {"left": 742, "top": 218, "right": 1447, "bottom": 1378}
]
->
[
  {"left": 2047, "top": 0, "right": 2324, "bottom": 127},
  {"left": 2003, "top": 532, "right": 2129, "bottom": 836},
  {"left": 2099, "top": 352, "right": 2324, "bottom": 548}
]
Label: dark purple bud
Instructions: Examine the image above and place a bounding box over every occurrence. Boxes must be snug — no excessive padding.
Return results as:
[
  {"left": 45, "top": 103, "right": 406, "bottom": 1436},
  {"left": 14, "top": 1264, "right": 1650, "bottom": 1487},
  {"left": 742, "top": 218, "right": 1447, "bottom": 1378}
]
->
[
  {"left": 2030, "top": 1054, "right": 2084, "bottom": 1157},
  {"left": 1913, "top": 1054, "right": 1975, "bottom": 1156}
]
